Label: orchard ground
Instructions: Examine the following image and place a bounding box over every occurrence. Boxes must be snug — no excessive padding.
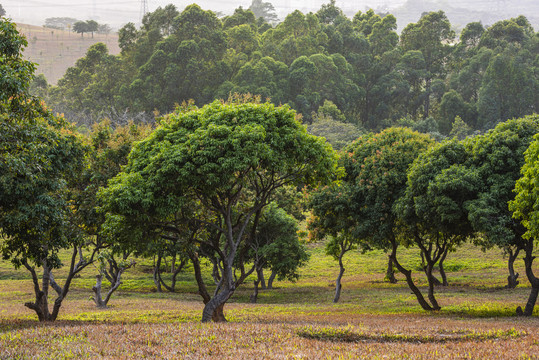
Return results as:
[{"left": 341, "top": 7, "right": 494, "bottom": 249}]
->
[{"left": 0, "top": 243, "right": 538, "bottom": 359}]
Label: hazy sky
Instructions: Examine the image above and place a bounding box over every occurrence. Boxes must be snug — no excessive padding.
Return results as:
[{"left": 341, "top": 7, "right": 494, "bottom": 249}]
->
[{"left": 4, "top": 0, "right": 407, "bottom": 28}]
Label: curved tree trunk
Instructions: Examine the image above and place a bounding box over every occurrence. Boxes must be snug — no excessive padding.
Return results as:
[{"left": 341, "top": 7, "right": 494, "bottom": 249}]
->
[
  {"left": 201, "top": 289, "right": 233, "bottom": 323},
  {"left": 517, "top": 240, "right": 539, "bottom": 316},
  {"left": 506, "top": 247, "right": 520, "bottom": 289},
  {"left": 421, "top": 251, "right": 442, "bottom": 286},
  {"left": 390, "top": 238, "right": 436, "bottom": 311},
  {"left": 23, "top": 245, "right": 97, "bottom": 321},
  {"left": 333, "top": 247, "right": 346, "bottom": 303},
  {"left": 157, "top": 257, "right": 186, "bottom": 292},
  {"left": 92, "top": 258, "right": 131, "bottom": 308},
  {"left": 425, "top": 263, "right": 441, "bottom": 310},
  {"left": 92, "top": 272, "right": 124, "bottom": 308},
  {"left": 267, "top": 270, "right": 277, "bottom": 289}
]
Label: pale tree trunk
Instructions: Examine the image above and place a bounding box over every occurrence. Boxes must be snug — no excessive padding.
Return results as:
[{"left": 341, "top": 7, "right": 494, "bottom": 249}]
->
[
  {"left": 201, "top": 288, "right": 232, "bottom": 322},
  {"left": 23, "top": 245, "right": 96, "bottom": 321},
  {"left": 92, "top": 255, "right": 133, "bottom": 308}
]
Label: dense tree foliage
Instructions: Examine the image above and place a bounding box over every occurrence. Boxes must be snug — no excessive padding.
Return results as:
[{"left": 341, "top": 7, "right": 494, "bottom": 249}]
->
[
  {"left": 100, "top": 98, "right": 338, "bottom": 321},
  {"left": 78, "top": 120, "right": 153, "bottom": 308},
  {"left": 0, "top": 19, "right": 93, "bottom": 321},
  {"left": 510, "top": 117, "right": 539, "bottom": 316},
  {"left": 41, "top": 3, "right": 537, "bottom": 137},
  {"left": 309, "top": 128, "right": 434, "bottom": 304}
]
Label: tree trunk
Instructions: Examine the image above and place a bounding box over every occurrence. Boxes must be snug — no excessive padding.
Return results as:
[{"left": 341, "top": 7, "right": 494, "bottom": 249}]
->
[
  {"left": 157, "top": 257, "right": 186, "bottom": 292},
  {"left": 92, "top": 266, "right": 127, "bottom": 308},
  {"left": 425, "top": 263, "right": 441, "bottom": 311},
  {"left": 424, "top": 77, "right": 431, "bottom": 118},
  {"left": 385, "top": 255, "right": 397, "bottom": 283},
  {"left": 152, "top": 254, "right": 162, "bottom": 293},
  {"left": 201, "top": 289, "right": 232, "bottom": 323},
  {"left": 24, "top": 289, "right": 55, "bottom": 322},
  {"left": 92, "top": 274, "right": 106, "bottom": 308},
  {"left": 506, "top": 247, "right": 520, "bottom": 289},
  {"left": 517, "top": 240, "right": 539, "bottom": 316},
  {"left": 389, "top": 238, "right": 436, "bottom": 311},
  {"left": 250, "top": 280, "right": 260, "bottom": 304},
  {"left": 333, "top": 249, "right": 346, "bottom": 303},
  {"left": 421, "top": 251, "right": 442, "bottom": 286},
  {"left": 439, "top": 247, "right": 449, "bottom": 287},
  {"left": 267, "top": 270, "right": 277, "bottom": 289},
  {"left": 257, "top": 268, "right": 266, "bottom": 290},
  {"left": 188, "top": 251, "right": 211, "bottom": 304},
  {"left": 22, "top": 245, "right": 96, "bottom": 321},
  {"left": 171, "top": 253, "right": 176, "bottom": 273}
]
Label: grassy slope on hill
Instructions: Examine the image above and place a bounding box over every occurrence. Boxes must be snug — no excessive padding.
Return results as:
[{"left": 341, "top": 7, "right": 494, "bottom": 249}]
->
[
  {"left": 0, "top": 242, "right": 538, "bottom": 358},
  {"left": 16, "top": 23, "right": 120, "bottom": 85}
]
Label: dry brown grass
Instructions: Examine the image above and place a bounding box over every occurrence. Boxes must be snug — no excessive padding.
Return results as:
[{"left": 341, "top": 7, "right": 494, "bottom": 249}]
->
[
  {"left": 16, "top": 23, "right": 120, "bottom": 85},
  {"left": 0, "top": 311, "right": 537, "bottom": 359}
]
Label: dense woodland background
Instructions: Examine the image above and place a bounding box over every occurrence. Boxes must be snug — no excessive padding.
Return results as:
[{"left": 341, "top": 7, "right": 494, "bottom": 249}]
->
[{"left": 28, "top": 1, "right": 538, "bottom": 142}]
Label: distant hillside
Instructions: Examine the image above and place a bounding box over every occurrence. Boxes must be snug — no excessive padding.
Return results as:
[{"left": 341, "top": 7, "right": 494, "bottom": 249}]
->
[
  {"left": 390, "top": 0, "right": 539, "bottom": 32},
  {"left": 17, "top": 23, "right": 121, "bottom": 85}
]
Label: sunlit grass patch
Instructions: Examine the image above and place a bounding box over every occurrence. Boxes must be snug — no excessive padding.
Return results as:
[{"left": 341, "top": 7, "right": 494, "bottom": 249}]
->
[
  {"left": 296, "top": 325, "right": 527, "bottom": 343},
  {"left": 444, "top": 301, "right": 539, "bottom": 317}
]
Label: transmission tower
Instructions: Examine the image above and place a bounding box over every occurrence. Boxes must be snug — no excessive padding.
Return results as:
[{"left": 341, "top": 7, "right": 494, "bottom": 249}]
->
[{"left": 140, "top": 0, "right": 149, "bottom": 23}]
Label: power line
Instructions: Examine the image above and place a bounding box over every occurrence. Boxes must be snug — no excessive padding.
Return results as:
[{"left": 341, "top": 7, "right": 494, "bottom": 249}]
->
[{"left": 140, "top": 0, "right": 148, "bottom": 23}]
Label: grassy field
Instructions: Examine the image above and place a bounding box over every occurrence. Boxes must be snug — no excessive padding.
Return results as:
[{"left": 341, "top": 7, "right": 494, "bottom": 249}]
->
[
  {"left": 0, "top": 243, "right": 538, "bottom": 359},
  {"left": 16, "top": 23, "right": 120, "bottom": 85}
]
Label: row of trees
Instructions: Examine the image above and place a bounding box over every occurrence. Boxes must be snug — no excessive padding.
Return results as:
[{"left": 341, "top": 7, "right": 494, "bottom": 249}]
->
[
  {"left": 309, "top": 116, "right": 539, "bottom": 315},
  {"left": 39, "top": 2, "right": 538, "bottom": 136},
  {"left": 43, "top": 17, "right": 112, "bottom": 36}
]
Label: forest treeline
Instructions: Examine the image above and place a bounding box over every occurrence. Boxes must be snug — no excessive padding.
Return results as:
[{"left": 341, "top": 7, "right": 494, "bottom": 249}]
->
[{"left": 34, "top": 1, "right": 539, "bottom": 138}]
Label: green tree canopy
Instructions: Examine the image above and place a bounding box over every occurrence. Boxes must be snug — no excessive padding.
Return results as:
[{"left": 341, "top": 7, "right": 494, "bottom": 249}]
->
[
  {"left": 510, "top": 118, "right": 539, "bottom": 315},
  {"left": 100, "top": 98, "right": 338, "bottom": 322}
]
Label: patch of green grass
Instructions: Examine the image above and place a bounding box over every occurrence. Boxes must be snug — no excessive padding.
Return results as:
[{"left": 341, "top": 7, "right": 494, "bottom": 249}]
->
[{"left": 296, "top": 325, "right": 527, "bottom": 343}]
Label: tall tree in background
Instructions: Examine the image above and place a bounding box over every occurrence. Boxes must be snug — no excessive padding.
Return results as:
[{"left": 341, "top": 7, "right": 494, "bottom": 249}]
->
[
  {"left": 400, "top": 11, "right": 454, "bottom": 119},
  {"left": 249, "top": 0, "right": 278, "bottom": 24},
  {"left": 73, "top": 21, "right": 89, "bottom": 37},
  {"left": 0, "top": 4, "right": 6, "bottom": 17}
]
